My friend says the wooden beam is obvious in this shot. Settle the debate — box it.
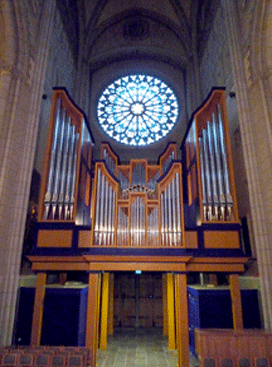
[31,272,47,346]
[167,273,175,349]
[175,273,190,367]
[83,255,192,263]
[100,273,110,350]
[229,274,243,329]
[186,263,245,272]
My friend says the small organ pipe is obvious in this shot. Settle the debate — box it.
[104,180,109,244]
[175,172,181,235]
[207,121,219,220]
[44,99,62,219]
[100,174,105,245]
[51,107,66,219]
[212,112,226,220]
[112,191,116,245]
[95,168,101,234]
[58,116,71,219]
[64,125,76,220]
[202,130,213,220]
[199,138,208,220]
[217,105,233,219]
[108,187,113,245]
[69,132,79,219]
[172,178,177,245]
[161,192,165,246]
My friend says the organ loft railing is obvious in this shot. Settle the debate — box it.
[38,88,93,225]
[181,88,239,227]
[91,143,185,247]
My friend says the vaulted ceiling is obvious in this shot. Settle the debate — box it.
[58,0,219,66]
[56,0,219,161]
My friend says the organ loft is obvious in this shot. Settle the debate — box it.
[14,83,269,367]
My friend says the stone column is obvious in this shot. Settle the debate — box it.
[0,0,56,345]
[221,0,272,330]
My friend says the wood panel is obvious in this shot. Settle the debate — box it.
[37,230,73,248]
[78,230,91,248]
[31,273,47,346]
[195,329,272,367]
[204,230,240,249]
[185,231,198,249]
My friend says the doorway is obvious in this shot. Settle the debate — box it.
[114,272,163,328]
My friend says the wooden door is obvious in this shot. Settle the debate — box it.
[114,272,162,328]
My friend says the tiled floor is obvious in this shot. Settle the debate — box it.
[97,328,199,367]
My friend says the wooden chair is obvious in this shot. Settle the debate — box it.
[221,358,233,367]
[238,358,250,367]
[204,357,216,367]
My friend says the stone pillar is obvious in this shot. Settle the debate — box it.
[221,0,272,330]
[0,0,56,345]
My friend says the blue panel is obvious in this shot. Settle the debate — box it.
[14,287,88,347]
[187,287,261,356]
[14,287,35,345]
[41,287,88,346]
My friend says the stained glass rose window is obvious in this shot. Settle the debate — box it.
[97,74,179,146]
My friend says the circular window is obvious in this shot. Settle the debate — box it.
[97,74,179,146]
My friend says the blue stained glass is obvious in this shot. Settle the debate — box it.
[97,74,179,146]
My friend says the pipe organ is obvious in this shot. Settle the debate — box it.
[182,89,238,228]
[28,88,250,367]
[35,87,242,251]
[92,148,184,247]
[38,89,93,225]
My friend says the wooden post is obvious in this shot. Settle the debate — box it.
[59,272,67,285]
[175,273,190,367]
[86,272,100,367]
[229,274,243,329]
[174,274,180,350]
[162,273,168,336]
[31,272,47,346]
[108,273,114,335]
[100,273,110,350]
[96,273,102,350]
[167,273,175,349]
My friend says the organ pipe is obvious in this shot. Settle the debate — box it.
[182,89,237,224]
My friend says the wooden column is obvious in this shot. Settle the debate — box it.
[162,273,168,336]
[108,273,114,335]
[229,274,243,329]
[59,272,67,285]
[86,272,101,367]
[175,273,190,367]
[31,272,47,346]
[100,273,110,350]
[167,273,175,349]
[174,275,180,350]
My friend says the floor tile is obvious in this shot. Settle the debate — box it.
[97,327,198,367]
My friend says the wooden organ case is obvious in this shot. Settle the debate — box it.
[26,88,258,367]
